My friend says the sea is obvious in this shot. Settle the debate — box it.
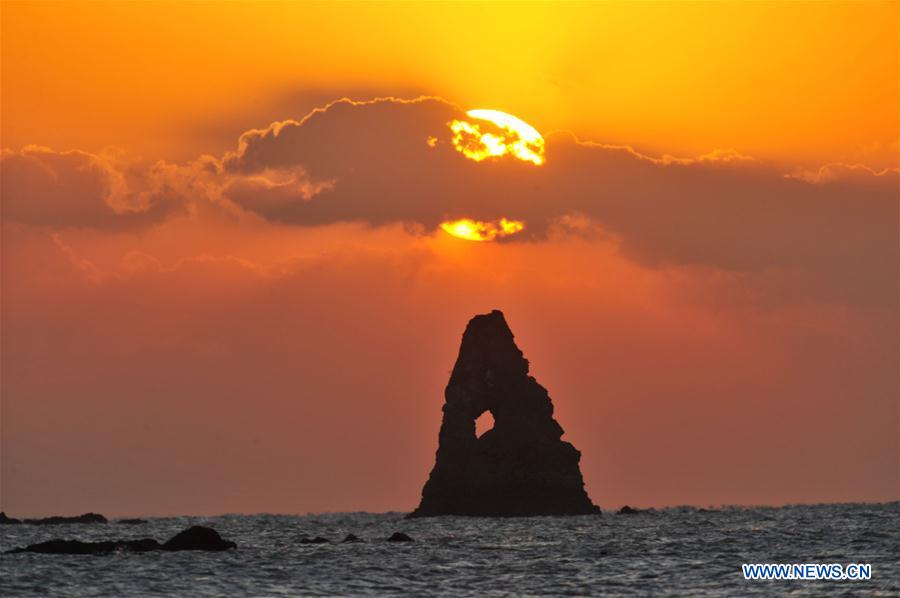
[1,502,897,596]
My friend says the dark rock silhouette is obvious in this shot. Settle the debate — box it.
[410,310,600,517]
[0,512,22,524]
[387,532,414,542]
[161,526,236,551]
[0,512,108,525]
[116,518,148,525]
[341,534,363,543]
[299,536,330,544]
[20,513,108,525]
[618,505,642,515]
[6,525,236,555]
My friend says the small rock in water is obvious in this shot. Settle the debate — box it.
[341,534,362,543]
[387,532,414,542]
[299,536,330,544]
[161,526,237,551]
[617,505,642,515]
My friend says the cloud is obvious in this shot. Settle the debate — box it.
[220,97,898,307]
[3,97,895,307]
[785,162,900,184]
[222,97,480,227]
[178,85,430,161]
[1,146,184,229]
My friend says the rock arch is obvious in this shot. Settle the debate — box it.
[410,310,600,517]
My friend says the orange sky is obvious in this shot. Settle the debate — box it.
[1,2,898,516]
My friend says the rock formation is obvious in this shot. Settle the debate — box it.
[0,512,22,524]
[6,525,236,555]
[0,512,107,525]
[410,310,600,517]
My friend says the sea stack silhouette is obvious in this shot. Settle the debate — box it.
[410,310,600,517]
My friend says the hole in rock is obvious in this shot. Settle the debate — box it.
[475,411,495,438]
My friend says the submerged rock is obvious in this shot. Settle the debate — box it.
[341,534,363,543]
[6,526,237,555]
[7,538,160,555]
[387,532,414,542]
[410,310,600,517]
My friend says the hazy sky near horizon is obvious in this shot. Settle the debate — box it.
[1,1,898,517]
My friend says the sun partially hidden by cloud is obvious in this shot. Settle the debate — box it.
[449,109,545,165]
[440,217,525,242]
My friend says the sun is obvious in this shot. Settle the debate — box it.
[440,218,525,242]
[438,109,537,241]
[449,109,545,165]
